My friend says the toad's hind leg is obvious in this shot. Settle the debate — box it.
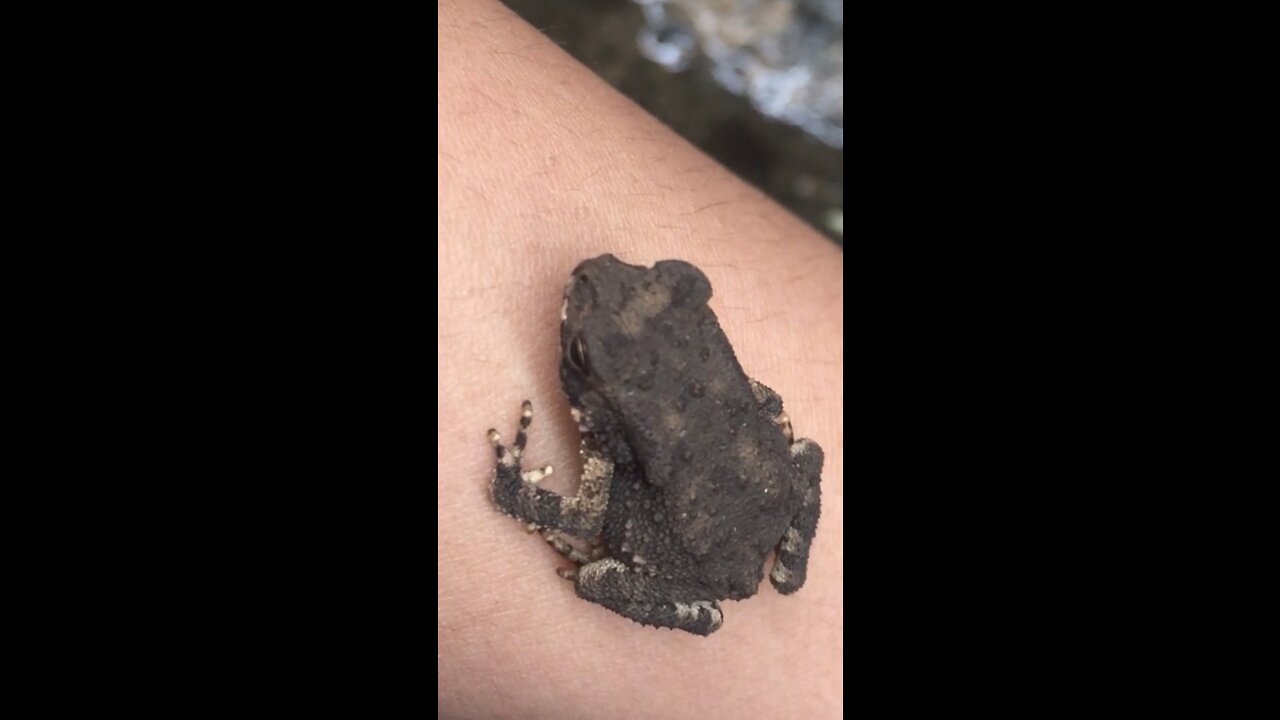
[749,379,793,442]
[489,401,612,538]
[770,438,823,594]
[574,559,723,636]
[543,532,592,565]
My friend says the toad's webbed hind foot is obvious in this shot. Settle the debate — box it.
[575,559,724,636]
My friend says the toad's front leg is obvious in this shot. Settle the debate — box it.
[489,400,612,538]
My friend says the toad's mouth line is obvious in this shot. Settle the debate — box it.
[570,407,620,461]
[576,425,602,449]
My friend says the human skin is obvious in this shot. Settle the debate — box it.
[437,2,844,719]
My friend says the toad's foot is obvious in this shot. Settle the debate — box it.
[488,401,611,538]
[575,558,724,636]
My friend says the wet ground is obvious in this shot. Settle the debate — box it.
[499,0,843,246]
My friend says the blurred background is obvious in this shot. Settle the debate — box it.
[499,0,844,246]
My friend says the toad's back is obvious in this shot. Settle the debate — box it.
[488,253,823,634]
[578,271,799,598]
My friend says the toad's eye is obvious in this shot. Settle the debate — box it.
[567,335,590,374]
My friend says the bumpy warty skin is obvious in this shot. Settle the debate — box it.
[488,254,823,635]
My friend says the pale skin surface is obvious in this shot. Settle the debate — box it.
[437,2,844,719]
